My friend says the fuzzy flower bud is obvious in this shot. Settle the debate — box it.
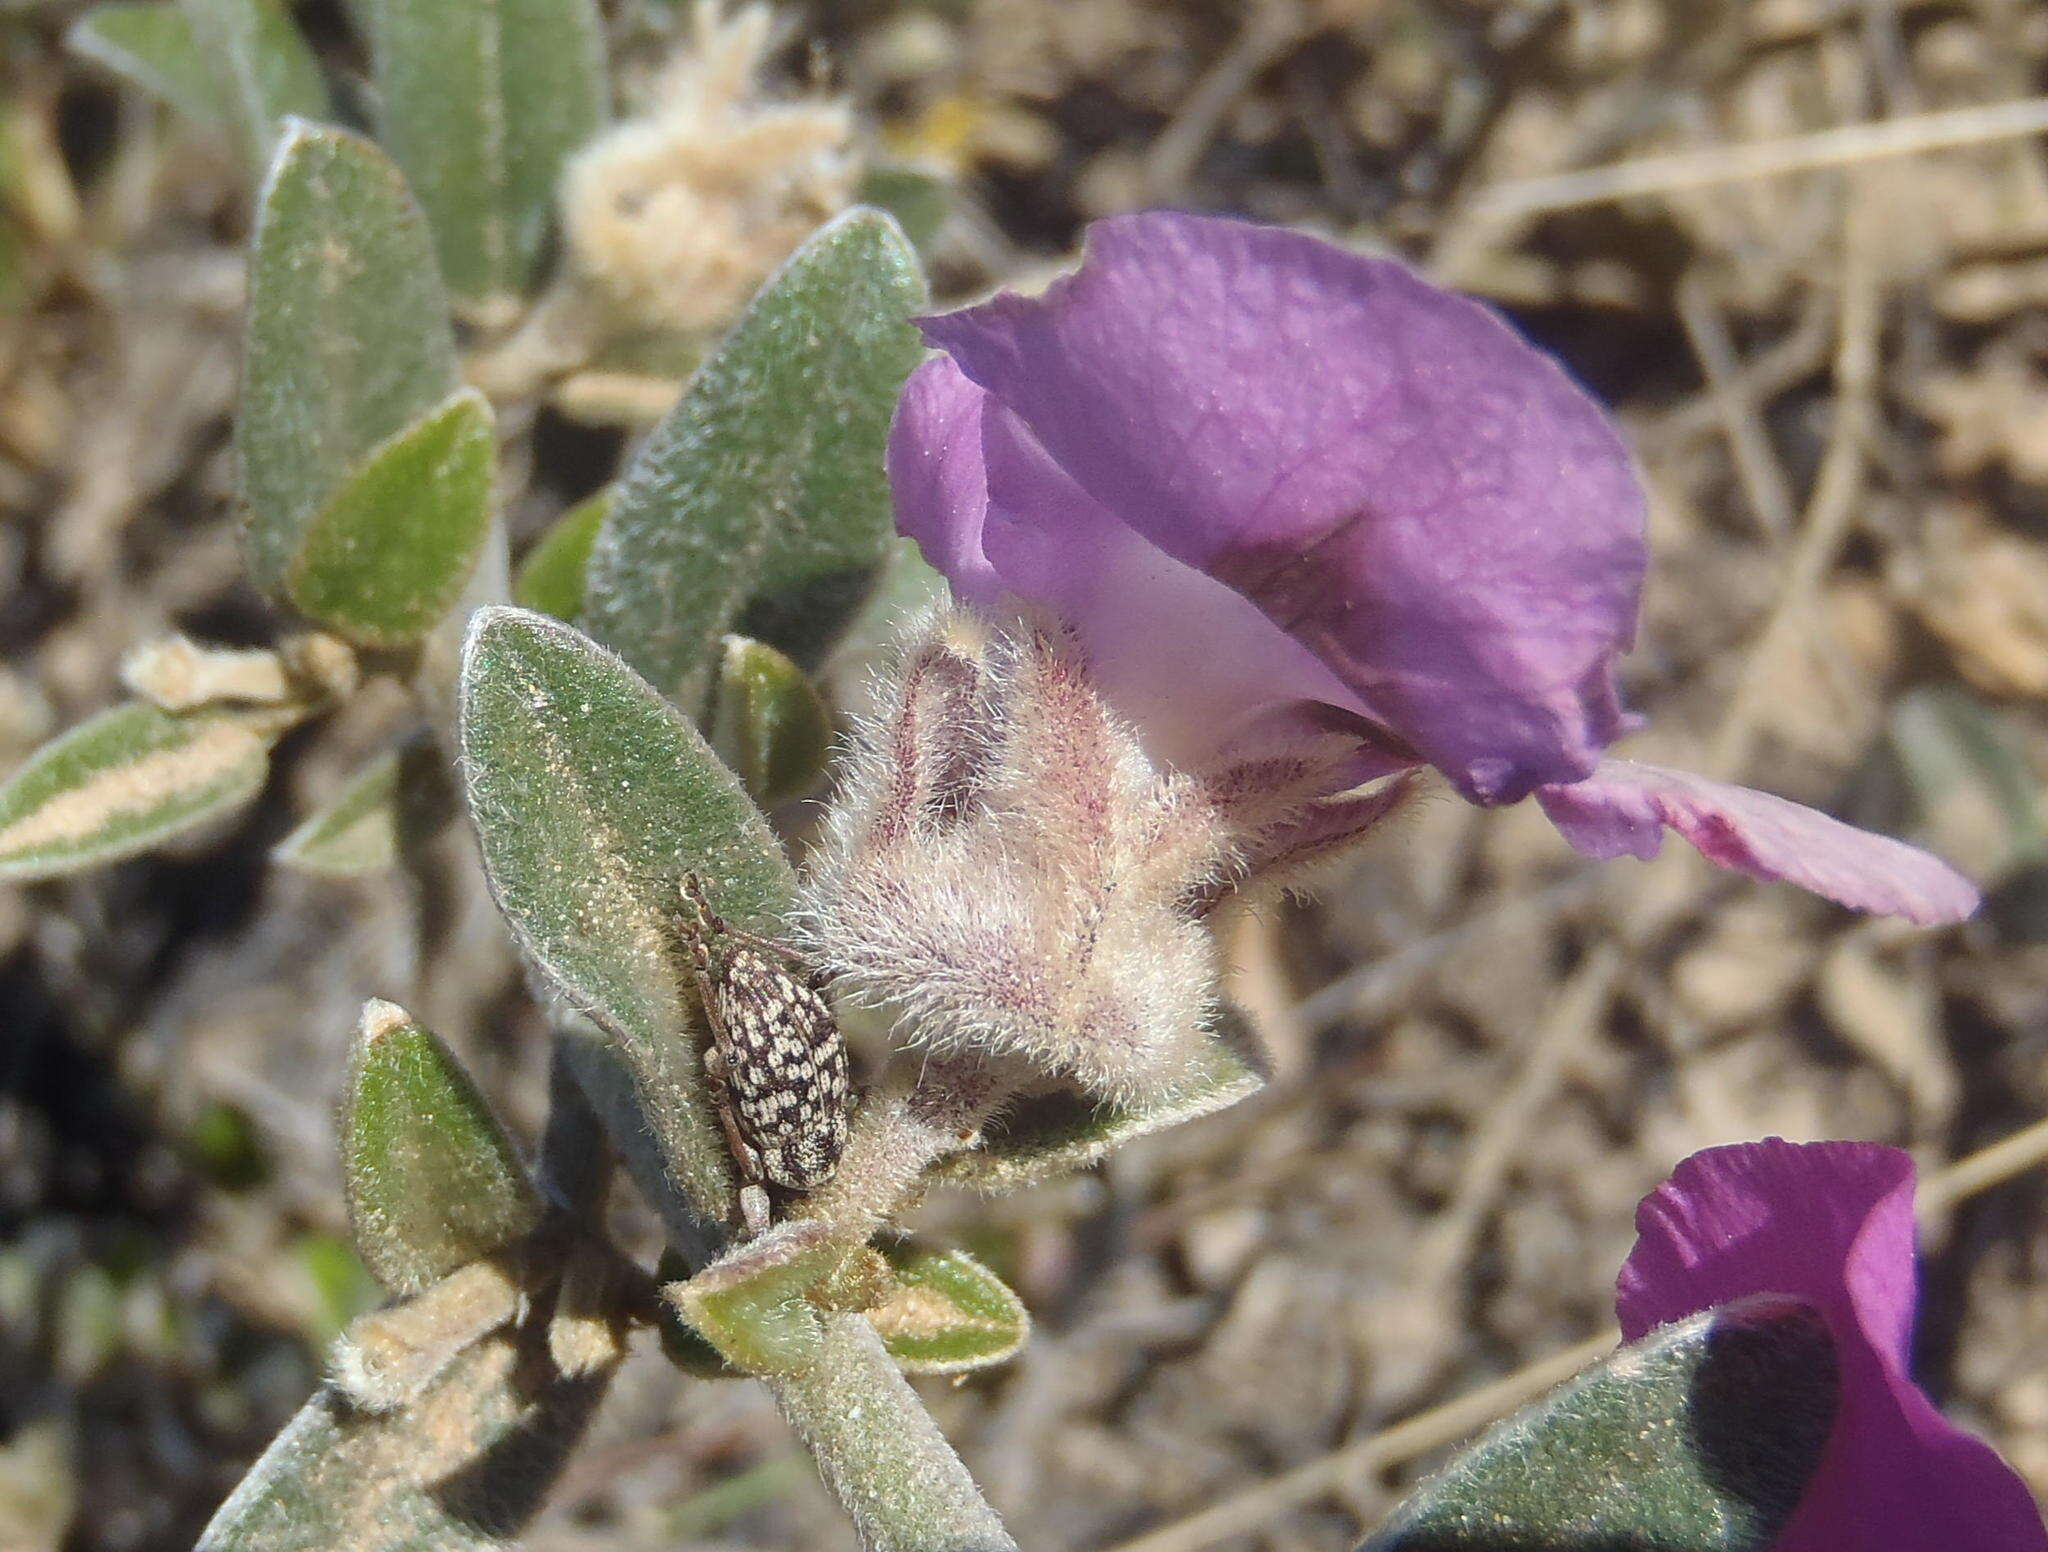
[799,609,1238,1106]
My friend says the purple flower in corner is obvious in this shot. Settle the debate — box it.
[888,210,1977,924]
[1619,1140,2046,1552]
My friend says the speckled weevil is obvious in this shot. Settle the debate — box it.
[674,873,850,1235]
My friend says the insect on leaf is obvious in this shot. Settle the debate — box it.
[458,606,796,1227]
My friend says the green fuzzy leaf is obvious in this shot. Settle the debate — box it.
[0,702,271,881]
[341,1000,543,1295]
[363,0,606,308]
[67,4,221,127]
[274,750,401,875]
[673,1220,844,1375]
[458,606,796,1226]
[285,388,497,646]
[582,208,927,706]
[195,1328,609,1552]
[1363,1297,1840,1552]
[177,0,330,182]
[709,636,832,808]
[932,1032,1265,1193]
[870,1244,1028,1375]
[240,121,460,602]
[514,486,611,621]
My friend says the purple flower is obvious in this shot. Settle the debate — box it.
[888,210,1978,925]
[1619,1140,2046,1552]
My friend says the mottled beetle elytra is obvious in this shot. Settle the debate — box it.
[674,873,851,1235]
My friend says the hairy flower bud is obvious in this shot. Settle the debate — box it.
[799,610,1237,1106]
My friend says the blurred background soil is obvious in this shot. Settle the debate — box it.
[5,0,2048,1548]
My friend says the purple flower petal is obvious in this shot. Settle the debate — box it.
[1535,760,1980,925]
[1619,1141,2045,1552]
[919,210,1647,805]
[890,355,1400,774]
[888,356,1002,608]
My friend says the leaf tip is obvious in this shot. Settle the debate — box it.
[359,997,413,1045]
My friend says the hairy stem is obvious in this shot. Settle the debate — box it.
[764,1311,1016,1552]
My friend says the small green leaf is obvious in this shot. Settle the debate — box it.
[178,0,330,181]
[583,209,927,706]
[364,0,606,307]
[870,1244,1028,1375]
[458,606,796,1225]
[274,750,401,876]
[673,1220,844,1375]
[1888,686,2046,877]
[67,3,221,127]
[0,702,271,880]
[240,121,460,602]
[284,388,497,646]
[196,1329,610,1552]
[710,636,832,808]
[858,161,951,255]
[293,1231,383,1343]
[515,486,611,620]
[932,1032,1265,1193]
[1363,1298,1839,1552]
[342,999,543,1296]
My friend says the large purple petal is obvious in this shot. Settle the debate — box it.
[920,210,1647,806]
[1619,1141,2045,1552]
[890,354,1406,775]
[1535,760,1979,926]
[977,405,1402,773]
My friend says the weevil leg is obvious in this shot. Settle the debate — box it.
[702,1044,771,1234]
[738,1184,771,1237]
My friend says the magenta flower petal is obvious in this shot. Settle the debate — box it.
[1535,760,1980,926]
[919,210,1647,805]
[1619,1140,2045,1552]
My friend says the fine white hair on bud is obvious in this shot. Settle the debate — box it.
[798,609,1236,1106]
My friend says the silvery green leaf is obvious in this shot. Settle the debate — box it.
[1361,1297,1839,1552]
[195,1327,608,1552]
[67,3,220,127]
[709,636,832,808]
[932,1032,1265,1193]
[364,0,606,308]
[239,122,459,603]
[458,606,796,1226]
[869,1244,1029,1375]
[274,750,400,876]
[0,703,272,880]
[514,486,610,621]
[284,388,497,646]
[582,209,926,706]
[177,0,329,181]
[341,1000,542,1295]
